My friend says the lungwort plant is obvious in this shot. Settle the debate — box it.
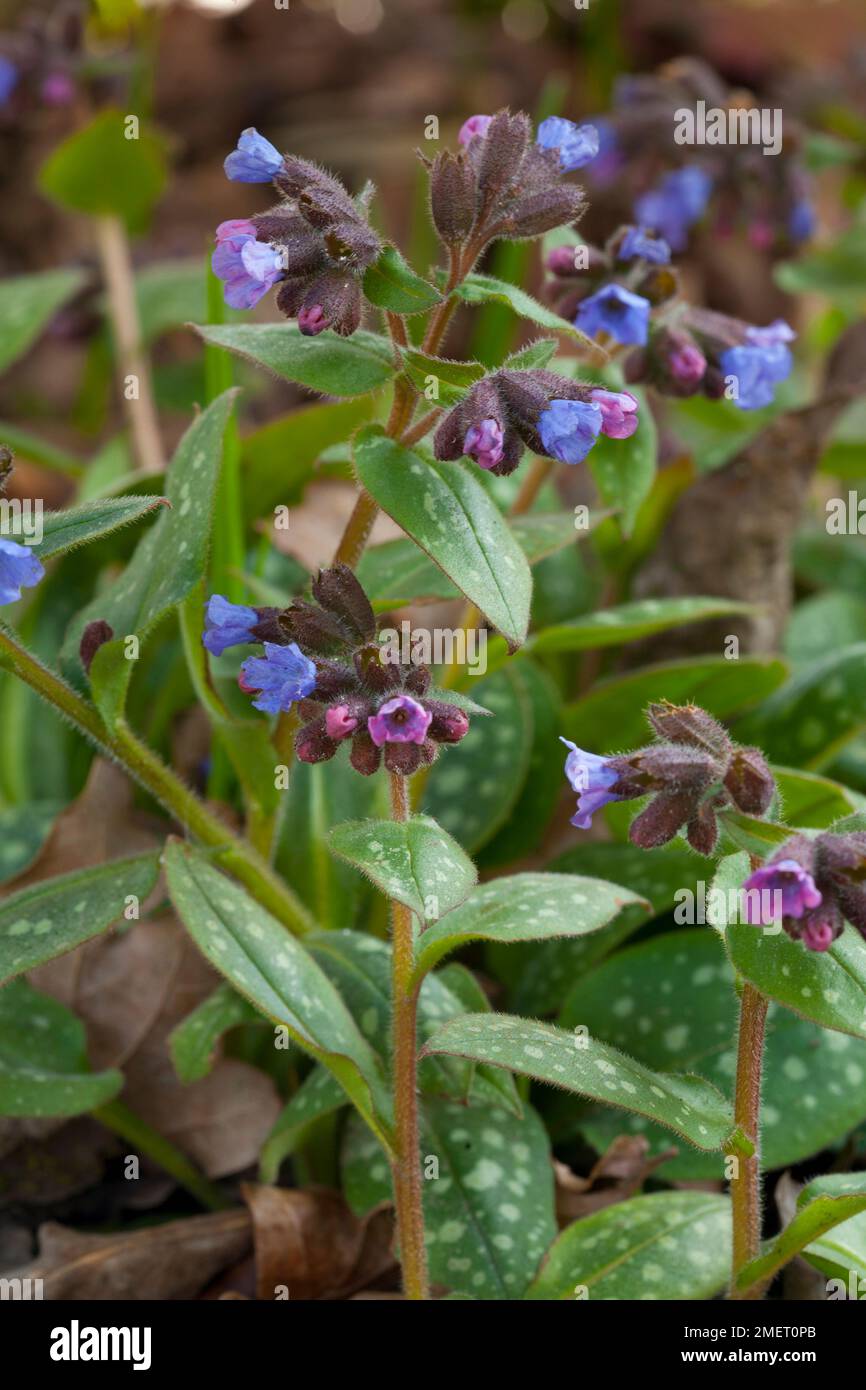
[2,97,866,1305]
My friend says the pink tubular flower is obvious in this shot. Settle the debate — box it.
[326,705,358,739]
[464,418,505,470]
[458,114,493,146]
[590,389,640,439]
[368,694,432,747]
[212,220,283,310]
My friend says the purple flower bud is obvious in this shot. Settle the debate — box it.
[79,620,114,674]
[617,227,671,265]
[325,705,358,739]
[464,417,505,470]
[547,245,582,277]
[429,150,477,244]
[426,701,470,744]
[224,127,283,183]
[41,72,76,107]
[458,114,493,146]
[590,389,639,440]
[560,737,621,828]
[240,642,318,715]
[575,284,651,346]
[203,594,260,656]
[212,221,283,310]
[724,746,775,815]
[668,338,707,388]
[741,859,822,925]
[0,538,45,605]
[799,910,838,953]
[538,399,603,464]
[298,304,327,336]
[368,694,432,747]
[536,117,600,172]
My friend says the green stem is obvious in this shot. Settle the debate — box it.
[0,624,314,936]
[94,1100,230,1212]
[388,772,429,1301]
[729,980,769,1300]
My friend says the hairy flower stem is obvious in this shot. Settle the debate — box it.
[388,771,429,1300]
[729,980,769,1300]
[95,215,165,477]
[0,625,315,936]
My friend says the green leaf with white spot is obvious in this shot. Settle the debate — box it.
[260,1066,347,1184]
[562,655,788,754]
[733,644,866,769]
[412,872,647,985]
[804,1210,866,1288]
[422,1012,735,1152]
[727,922,866,1040]
[559,928,866,1180]
[0,978,122,1117]
[194,324,395,397]
[526,1192,731,1301]
[0,853,159,985]
[328,814,476,926]
[357,513,583,610]
[62,390,236,689]
[164,842,393,1149]
[342,1097,556,1299]
[423,664,533,853]
[31,496,169,562]
[0,803,60,884]
[739,1173,866,1293]
[0,269,86,375]
[362,246,441,314]
[354,427,531,649]
[530,597,753,654]
[169,982,260,1084]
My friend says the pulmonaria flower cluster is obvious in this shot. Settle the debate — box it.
[203,566,470,777]
[214,127,382,336]
[434,368,638,476]
[543,223,677,348]
[742,831,866,952]
[624,309,795,410]
[562,701,775,855]
[426,109,594,254]
[583,57,816,252]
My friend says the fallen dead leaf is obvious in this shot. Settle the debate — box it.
[242,1183,396,1300]
[7,1209,252,1299]
[554,1136,679,1224]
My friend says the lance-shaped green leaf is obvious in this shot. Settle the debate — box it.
[195,323,395,397]
[0,268,86,375]
[169,982,261,1084]
[0,979,123,1117]
[399,349,486,406]
[733,644,866,769]
[726,922,866,1040]
[412,872,647,985]
[328,814,476,926]
[164,841,393,1149]
[422,1013,736,1152]
[503,338,558,371]
[342,1097,556,1299]
[62,389,236,699]
[31,496,169,562]
[454,272,597,348]
[354,427,531,648]
[241,397,374,522]
[738,1173,866,1293]
[526,1192,731,1301]
[0,802,60,884]
[804,1212,866,1287]
[357,512,582,610]
[718,811,792,857]
[530,597,753,654]
[423,664,533,852]
[362,246,441,314]
[260,1067,347,1184]
[773,766,860,827]
[0,853,159,985]
[561,655,788,754]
